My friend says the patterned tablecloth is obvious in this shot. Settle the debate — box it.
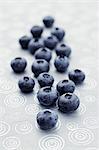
[0,1,98,150]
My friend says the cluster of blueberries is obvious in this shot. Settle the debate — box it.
[10,16,85,130]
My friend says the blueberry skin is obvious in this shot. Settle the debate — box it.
[57,79,75,95]
[58,93,80,113]
[37,86,59,106]
[37,72,54,87]
[55,43,71,57]
[31,59,49,77]
[68,69,85,84]
[11,57,27,73]
[28,39,44,54]
[18,76,35,93]
[19,35,31,49]
[35,48,52,62]
[37,109,58,130]
[44,36,58,50]
[43,16,54,28]
[51,27,65,41]
[54,56,69,72]
[30,25,43,38]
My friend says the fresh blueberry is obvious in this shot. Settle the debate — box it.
[11,57,27,73]
[44,36,58,50]
[37,72,54,87]
[58,93,80,113]
[19,35,31,49]
[43,16,54,28]
[31,59,49,77]
[37,86,59,106]
[35,48,52,62]
[30,25,43,38]
[55,43,71,57]
[57,79,75,95]
[37,109,58,130]
[54,56,69,72]
[51,27,65,41]
[68,69,85,84]
[18,76,35,93]
[28,39,44,54]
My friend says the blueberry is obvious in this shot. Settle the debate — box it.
[11,57,27,73]
[30,25,43,38]
[57,79,75,95]
[43,16,54,28]
[31,59,49,77]
[68,69,85,84]
[54,56,69,72]
[19,35,31,49]
[28,39,44,54]
[44,36,58,50]
[35,48,52,62]
[37,72,54,87]
[37,109,58,130]
[18,76,35,93]
[51,27,65,41]
[55,43,71,57]
[37,86,59,106]
[58,93,80,113]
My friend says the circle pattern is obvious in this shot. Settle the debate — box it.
[0,121,10,136]
[39,135,65,150]
[25,104,40,115]
[83,95,96,103]
[84,77,97,90]
[15,121,33,134]
[68,128,94,145]
[54,120,61,131]
[0,79,17,94]
[2,136,21,150]
[83,117,99,129]
[78,103,86,115]
[66,122,78,131]
[4,93,26,108]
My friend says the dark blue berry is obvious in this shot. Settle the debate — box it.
[18,76,35,93]
[54,56,69,72]
[28,39,44,54]
[55,43,71,57]
[11,57,27,73]
[30,25,43,38]
[37,109,58,130]
[51,27,65,41]
[37,86,59,106]
[68,69,85,84]
[43,16,54,28]
[57,79,75,95]
[31,59,49,77]
[58,93,80,113]
[19,35,31,49]
[35,48,52,62]
[37,72,54,87]
[44,36,58,50]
